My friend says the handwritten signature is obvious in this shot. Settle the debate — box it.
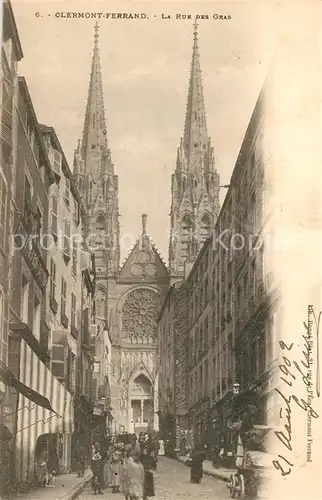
[273,307,320,477]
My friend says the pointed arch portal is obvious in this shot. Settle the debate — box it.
[129,373,154,433]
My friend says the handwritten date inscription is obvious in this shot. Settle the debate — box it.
[273,306,320,477]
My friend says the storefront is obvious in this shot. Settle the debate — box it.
[72,395,93,471]
[91,408,108,446]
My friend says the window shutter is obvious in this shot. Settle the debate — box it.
[63,220,71,256]
[52,196,58,236]
[83,308,89,345]
[51,330,66,382]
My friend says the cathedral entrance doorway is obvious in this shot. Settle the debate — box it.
[128,374,154,434]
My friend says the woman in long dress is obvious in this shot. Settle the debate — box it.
[158,439,165,456]
[112,443,123,493]
[140,446,155,500]
[127,450,144,500]
[103,443,113,488]
[122,445,133,500]
[190,445,206,484]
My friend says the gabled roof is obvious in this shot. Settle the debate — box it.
[119,215,168,280]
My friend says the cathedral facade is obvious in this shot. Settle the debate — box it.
[73,24,169,433]
[73,21,220,434]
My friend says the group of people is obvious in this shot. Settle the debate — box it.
[89,436,163,498]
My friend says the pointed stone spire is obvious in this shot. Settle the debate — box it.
[81,22,108,179]
[169,21,220,279]
[183,21,208,173]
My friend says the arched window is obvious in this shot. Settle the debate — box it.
[200,214,211,241]
[181,215,192,261]
[96,214,106,232]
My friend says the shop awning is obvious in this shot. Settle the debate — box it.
[0,361,58,415]
[10,321,50,361]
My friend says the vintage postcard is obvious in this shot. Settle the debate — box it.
[0,0,321,499]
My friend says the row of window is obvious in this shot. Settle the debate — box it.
[49,258,77,330]
[189,333,234,403]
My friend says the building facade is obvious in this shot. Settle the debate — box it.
[106,215,168,434]
[158,22,221,453]
[71,250,96,460]
[159,59,280,459]
[168,22,220,279]
[73,25,168,434]
[158,280,190,453]
[7,77,74,484]
[0,0,23,494]
[40,124,88,469]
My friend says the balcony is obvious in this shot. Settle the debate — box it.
[49,295,58,315]
[14,215,49,291]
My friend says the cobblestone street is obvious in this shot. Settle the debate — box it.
[78,457,230,499]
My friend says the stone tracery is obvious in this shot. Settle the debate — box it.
[121,289,162,338]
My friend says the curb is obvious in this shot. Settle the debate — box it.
[60,472,93,500]
[175,456,232,483]
[204,469,231,483]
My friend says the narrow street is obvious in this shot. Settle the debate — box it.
[78,457,230,499]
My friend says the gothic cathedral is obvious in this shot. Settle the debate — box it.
[73,22,220,433]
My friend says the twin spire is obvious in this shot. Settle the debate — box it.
[183,20,209,172]
[80,21,109,178]
[77,20,209,181]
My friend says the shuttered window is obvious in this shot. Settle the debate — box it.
[50,259,56,298]
[63,219,71,256]
[52,195,58,236]
[51,330,66,382]
[61,278,67,317]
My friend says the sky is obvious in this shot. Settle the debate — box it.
[11,0,278,264]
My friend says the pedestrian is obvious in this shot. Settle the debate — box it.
[190,444,206,484]
[77,445,86,478]
[112,442,123,493]
[140,446,155,500]
[127,449,144,500]
[103,442,113,488]
[158,438,165,456]
[47,447,59,476]
[91,442,103,494]
[122,444,133,500]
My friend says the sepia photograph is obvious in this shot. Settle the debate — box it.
[0,0,321,499]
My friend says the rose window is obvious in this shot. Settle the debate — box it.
[122,289,162,337]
